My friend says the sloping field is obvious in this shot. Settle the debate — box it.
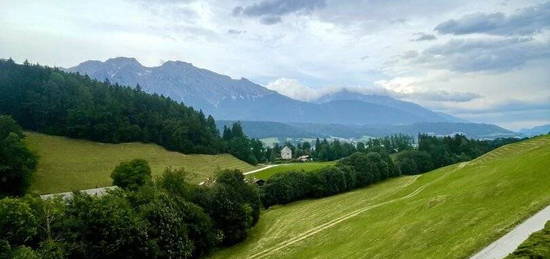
[212,135,550,258]
[25,132,258,194]
[248,162,336,180]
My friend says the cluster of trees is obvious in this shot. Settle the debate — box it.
[0,160,260,258]
[221,123,266,165]
[395,134,522,175]
[269,134,414,162]
[0,115,38,197]
[260,152,399,207]
[0,59,223,154]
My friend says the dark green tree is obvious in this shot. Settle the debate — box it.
[0,115,38,197]
[111,159,152,191]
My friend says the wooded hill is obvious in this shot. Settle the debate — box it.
[0,59,223,154]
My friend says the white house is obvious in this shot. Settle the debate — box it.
[281,146,292,160]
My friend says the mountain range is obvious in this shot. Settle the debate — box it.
[67,57,462,125]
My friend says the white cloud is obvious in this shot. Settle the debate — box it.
[0,0,548,129]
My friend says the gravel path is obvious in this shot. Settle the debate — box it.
[470,205,550,259]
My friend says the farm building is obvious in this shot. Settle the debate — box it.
[281,146,292,160]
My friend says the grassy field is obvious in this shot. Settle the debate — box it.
[211,135,550,258]
[248,162,336,180]
[25,132,258,194]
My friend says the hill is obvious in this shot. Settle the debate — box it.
[519,124,550,137]
[67,57,460,125]
[25,132,257,194]
[211,135,550,258]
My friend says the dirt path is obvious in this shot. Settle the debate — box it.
[244,164,281,175]
[470,205,550,259]
[249,162,468,258]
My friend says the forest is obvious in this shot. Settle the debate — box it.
[0,59,268,165]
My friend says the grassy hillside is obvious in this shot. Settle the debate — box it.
[212,135,550,258]
[25,132,258,194]
[248,162,336,180]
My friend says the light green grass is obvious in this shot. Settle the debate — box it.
[212,135,550,258]
[25,132,258,194]
[249,162,336,180]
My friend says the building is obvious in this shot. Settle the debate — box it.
[297,155,310,162]
[281,146,292,160]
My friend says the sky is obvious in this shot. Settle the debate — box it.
[1,0,549,130]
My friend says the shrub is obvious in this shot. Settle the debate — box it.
[111,159,152,191]
[0,198,38,246]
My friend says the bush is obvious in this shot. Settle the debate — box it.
[0,198,38,246]
[61,193,150,258]
[0,115,38,197]
[111,159,152,191]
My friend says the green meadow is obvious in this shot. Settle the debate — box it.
[248,161,336,180]
[25,132,258,194]
[212,135,550,258]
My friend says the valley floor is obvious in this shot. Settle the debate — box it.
[211,136,550,258]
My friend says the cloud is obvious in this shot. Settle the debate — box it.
[411,37,550,72]
[411,32,437,41]
[266,78,322,101]
[268,77,481,103]
[435,2,550,36]
[399,90,481,102]
[233,0,326,24]
[227,29,246,34]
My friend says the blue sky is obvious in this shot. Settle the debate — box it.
[1,0,549,130]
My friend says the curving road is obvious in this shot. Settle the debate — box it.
[470,205,550,259]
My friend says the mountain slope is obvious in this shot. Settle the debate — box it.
[212,135,550,258]
[67,57,460,125]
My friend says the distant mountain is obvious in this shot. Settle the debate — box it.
[216,120,320,139]
[215,120,517,140]
[67,57,462,125]
[518,124,550,137]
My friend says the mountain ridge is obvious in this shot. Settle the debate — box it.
[67,57,464,126]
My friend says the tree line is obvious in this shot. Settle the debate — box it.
[267,134,414,162]
[0,161,261,258]
[260,151,400,208]
[395,134,522,175]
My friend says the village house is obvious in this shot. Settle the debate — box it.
[281,146,292,160]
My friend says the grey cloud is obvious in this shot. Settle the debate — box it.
[227,29,246,34]
[412,38,550,72]
[402,90,482,102]
[233,0,326,25]
[435,2,550,35]
[411,32,437,41]
[260,16,282,25]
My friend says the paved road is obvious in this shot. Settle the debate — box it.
[470,205,550,259]
[40,186,118,200]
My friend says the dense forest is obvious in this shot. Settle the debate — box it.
[0,59,272,164]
